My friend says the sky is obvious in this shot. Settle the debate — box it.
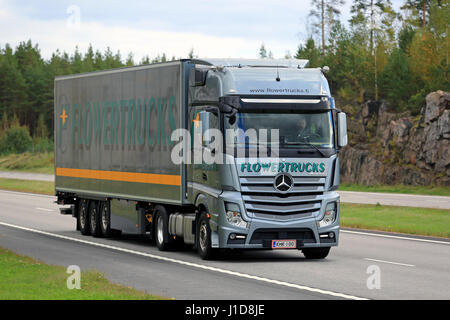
[0,0,405,62]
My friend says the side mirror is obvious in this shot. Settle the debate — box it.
[337,112,347,147]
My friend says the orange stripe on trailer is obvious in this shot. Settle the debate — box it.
[56,167,181,186]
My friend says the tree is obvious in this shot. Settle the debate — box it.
[295,38,322,67]
[398,25,416,53]
[125,52,134,66]
[83,44,95,71]
[140,55,151,65]
[259,44,267,58]
[0,45,28,123]
[407,0,449,94]
[35,113,49,138]
[14,41,52,135]
[0,125,33,154]
[309,0,345,53]
[323,21,374,103]
[350,0,398,99]
[404,0,431,28]
[188,48,196,59]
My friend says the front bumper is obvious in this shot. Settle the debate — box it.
[214,191,340,249]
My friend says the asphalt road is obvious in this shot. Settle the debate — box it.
[339,191,450,210]
[0,190,449,300]
[0,171,54,182]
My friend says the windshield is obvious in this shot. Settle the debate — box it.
[225,111,334,148]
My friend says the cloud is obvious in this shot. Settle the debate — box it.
[0,0,407,61]
[0,1,300,61]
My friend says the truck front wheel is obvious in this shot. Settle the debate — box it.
[197,213,215,260]
[79,200,90,236]
[100,201,112,237]
[302,247,331,259]
[154,205,172,251]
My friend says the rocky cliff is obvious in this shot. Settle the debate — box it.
[340,90,450,186]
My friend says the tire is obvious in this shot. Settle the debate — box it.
[197,212,215,260]
[154,205,172,251]
[89,200,101,237]
[79,199,90,235]
[302,247,331,259]
[75,203,80,231]
[100,201,112,237]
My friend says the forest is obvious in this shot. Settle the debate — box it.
[0,0,448,154]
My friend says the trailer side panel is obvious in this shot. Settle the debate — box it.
[54,62,184,204]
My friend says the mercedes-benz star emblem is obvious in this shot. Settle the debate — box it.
[273,173,294,193]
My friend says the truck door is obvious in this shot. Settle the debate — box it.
[188,106,222,192]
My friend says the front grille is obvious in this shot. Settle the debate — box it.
[240,176,325,219]
[250,228,316,244]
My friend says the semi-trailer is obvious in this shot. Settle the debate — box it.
[55,58,348,259]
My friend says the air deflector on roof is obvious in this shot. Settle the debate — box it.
[198,58,309,69]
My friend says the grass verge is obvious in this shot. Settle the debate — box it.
[341,203,450,238]
[340,183,450,197]
[0,178,54,195]
[0,247,167,300]
[0,152,54,174]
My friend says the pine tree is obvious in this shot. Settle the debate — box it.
[404,0,431,28]
[35,113,48,138]
[188,48,196,59]
[125,52,134,66]
[259,44,267,58]
[350,0,397,100]
[0,45,28,125]
[309,0,345,54]
[295,38,322,67]
[83,44,95,72]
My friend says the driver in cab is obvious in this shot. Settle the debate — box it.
[295,116,323,141]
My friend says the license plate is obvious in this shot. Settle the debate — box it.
[271,240,297,249]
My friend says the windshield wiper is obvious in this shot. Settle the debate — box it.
[282,142,326,157]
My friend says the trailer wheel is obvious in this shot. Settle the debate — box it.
[302,247,331,259]
[154,205,172,251]
[100,201,112,237]
[197,212,215,260]
[79,200,90,235]
[89,200,102,237]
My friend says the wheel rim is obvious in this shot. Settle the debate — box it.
[90,207,97,231]
[80,204,86,228]
[199,221,208,251]
[101,205,108,231]
[157,215,164,245]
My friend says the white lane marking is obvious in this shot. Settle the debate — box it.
[0,221,367,301]
[341,230,450,245]
[36,207,54,212]
[364,258,415,267]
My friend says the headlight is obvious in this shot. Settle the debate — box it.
[318,202,337,228]
[225,202,248,228]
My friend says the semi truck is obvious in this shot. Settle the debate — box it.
[55,58,348,260]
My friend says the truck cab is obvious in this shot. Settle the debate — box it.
[184,58,347,259]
